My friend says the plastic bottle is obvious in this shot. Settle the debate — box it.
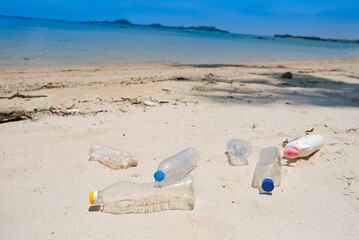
[251,147,282,193]
[89,174,195,214]
[154,148,200,186]
[283,134,324,159]
[225,139,252,166]
[89,143,138,170]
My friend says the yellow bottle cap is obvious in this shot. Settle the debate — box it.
[89,190,98,205]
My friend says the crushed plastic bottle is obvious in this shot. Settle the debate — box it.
[225,139,252,166]
[89,143,138,170]
[89,174,195,214]
[154,148,200,186]
[251,147,282,193]
[284,134,324,159]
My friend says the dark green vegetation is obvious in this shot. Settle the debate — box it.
[87,19,230,34]
[274,34,359,44]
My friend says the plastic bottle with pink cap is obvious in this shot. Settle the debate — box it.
[283,134,324,159]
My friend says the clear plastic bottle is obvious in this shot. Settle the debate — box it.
[225,139,252,166]
[251,147,282,193]
[89,174,195,214]
[89,143,138,170]
[284,134,324,159]
[154,148,200,186]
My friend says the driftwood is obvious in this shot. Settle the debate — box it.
[0,92,47,99]
[0,107,30,122]
[33,107,104,116]
[0,106,104,124]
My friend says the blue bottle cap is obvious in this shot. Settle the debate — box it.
[154,170,165,182]
[262,179,274,192]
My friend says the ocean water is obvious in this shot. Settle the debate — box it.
[1,15,359,68]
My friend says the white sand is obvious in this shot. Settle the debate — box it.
[0,60,358,239]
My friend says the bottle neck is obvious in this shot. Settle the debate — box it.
[90,190,103,205]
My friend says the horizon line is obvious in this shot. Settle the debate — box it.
[1,14,358,42]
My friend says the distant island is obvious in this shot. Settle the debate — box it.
[86,19,230,34]
[274,34,359,44]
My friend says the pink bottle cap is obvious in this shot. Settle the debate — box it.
[284,146,300,159]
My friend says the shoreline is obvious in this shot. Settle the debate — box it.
[1,57,358,71]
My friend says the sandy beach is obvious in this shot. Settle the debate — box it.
[0,59,358,239]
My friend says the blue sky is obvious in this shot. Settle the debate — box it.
[1,0,359,39]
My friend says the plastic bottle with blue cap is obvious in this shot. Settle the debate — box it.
[251,146,282,193]
[154,148,200,186]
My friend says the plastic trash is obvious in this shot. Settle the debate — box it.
[251,147,282,193]
[154,148,200,186]
[143,100,156,106]
[89,143,138,170]
[225,139,252,166]
[283,134,324,159]
[89,174,195,214]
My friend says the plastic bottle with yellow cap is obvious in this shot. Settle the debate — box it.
[89,174,195,214]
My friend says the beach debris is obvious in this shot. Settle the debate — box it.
[205,73,217,79]
[205,81,217,85]
[119,97,141,104]
[65,108,80,113]
[65,104,80,112]
[282,139,289,147]
[66,103,76,109]
[118,97,170,106]
[42,82,63,89]
[143,100,156,106]
[252,147,282,193]
[305,127,315,134]
[283,134,324,159]
[0,106,104,123]
[89,143,138,170]
[172,76,188,81]
[89,174,194,214]
[346,128,358,133]
[32,107,104,116]
[0,92,47,99]
[154,148,200,186]
[226,139,252,166]
[0,107,30,123]
[281,72,293,79]
[162,88,171,92]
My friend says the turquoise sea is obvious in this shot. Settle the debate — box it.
[1,15,359,68]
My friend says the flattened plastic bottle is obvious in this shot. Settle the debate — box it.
[284,134,324,159]
[225,139,252,166]
[154,148,200,186]
[251,147,282,193]
[89,174,195,214]
[89,143,138,170]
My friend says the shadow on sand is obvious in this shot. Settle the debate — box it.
[170,67,359,108]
